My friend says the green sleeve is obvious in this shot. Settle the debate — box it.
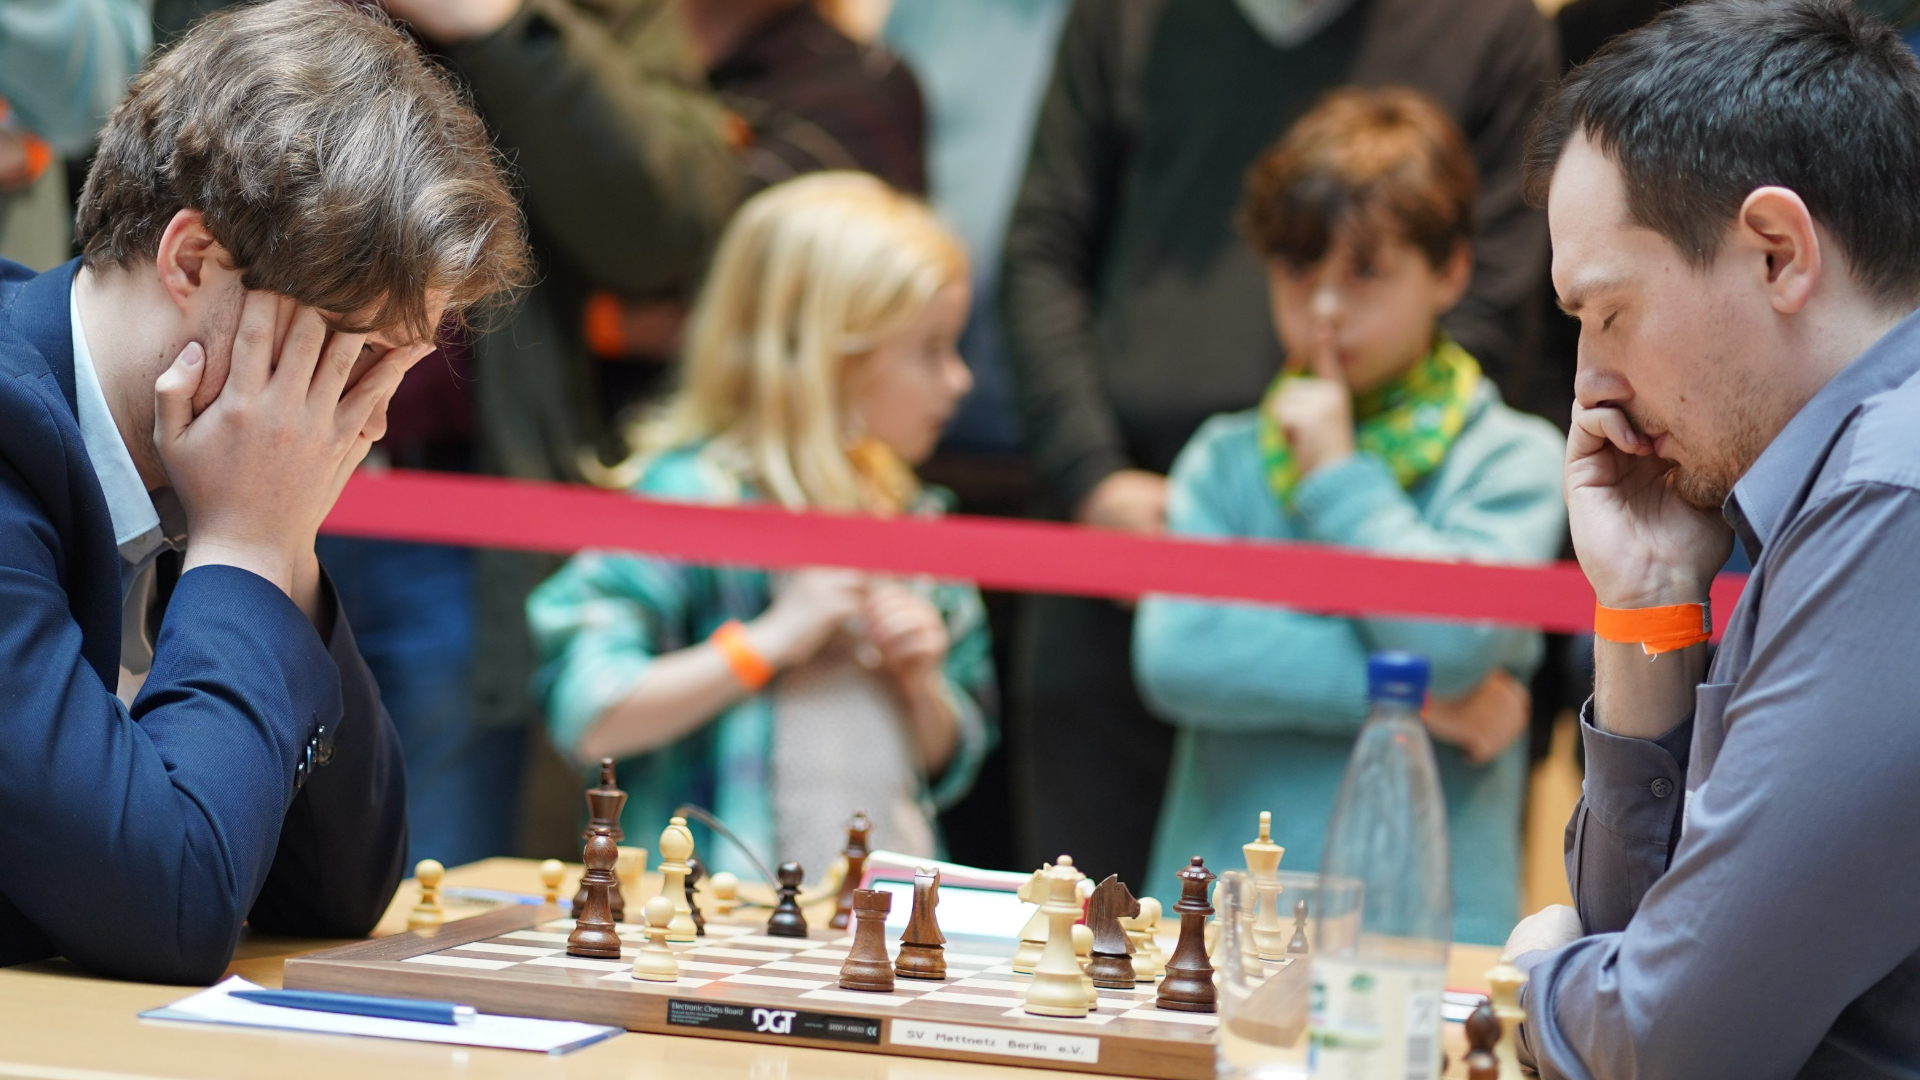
[927,582,998,809]
[1288,418,1564,695]
[527,550,692,758]
[1133,419,1377,736]
[443,0,740,294]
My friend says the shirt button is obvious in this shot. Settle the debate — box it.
[1650,778,1675,798]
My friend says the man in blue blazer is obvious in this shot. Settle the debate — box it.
[0,0,529,983]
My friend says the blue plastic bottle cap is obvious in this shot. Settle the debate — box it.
[1367,652,1430,706]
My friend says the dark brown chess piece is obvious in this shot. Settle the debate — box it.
[895,868,947,980]
[829,810,872,930]
[766,861,808,938]
[567,827,622,959]
[572,759,627,919]
[838,889,894,991]
[1465,998,1502,1080]
[1155,856,1218,1012]
[1287,897,1310,955]
[1085,874,1141,989]
[686,855,707,937]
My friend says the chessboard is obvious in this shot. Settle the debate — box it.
[284,905,1306,1079]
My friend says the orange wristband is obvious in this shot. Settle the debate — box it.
[1593,602,1710,656]
[711,619,774,690]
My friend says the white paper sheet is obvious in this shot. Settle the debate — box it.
[140,976,622,1055]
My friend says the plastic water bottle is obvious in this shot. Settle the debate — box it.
[1308,652,1451,1080]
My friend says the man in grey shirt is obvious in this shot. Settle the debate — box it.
[1505,2,1920,1077]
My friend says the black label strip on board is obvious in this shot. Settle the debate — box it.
[665,999,882,1045]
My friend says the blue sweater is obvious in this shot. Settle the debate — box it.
[1133,381,1565,945]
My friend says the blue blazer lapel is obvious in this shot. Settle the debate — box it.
[0,259,81,417]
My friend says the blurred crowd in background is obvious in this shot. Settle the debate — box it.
[9,0,1920,943]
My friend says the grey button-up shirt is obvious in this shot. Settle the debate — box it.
[1520,309,1920,1080]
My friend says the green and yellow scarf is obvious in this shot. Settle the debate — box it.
[1258,334,1482,506]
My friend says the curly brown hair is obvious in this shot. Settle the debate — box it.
[76,0,530,340]
[1242,87,1475,273]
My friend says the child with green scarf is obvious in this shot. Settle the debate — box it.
[1132,88,1565,944]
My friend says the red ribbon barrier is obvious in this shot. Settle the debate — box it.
[323,469,1746,636]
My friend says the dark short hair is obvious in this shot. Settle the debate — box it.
[1524,0,1920,305]
[1242,87,1476,272]
[76,0,530,339]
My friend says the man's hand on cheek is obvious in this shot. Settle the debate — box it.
[155,292,411,608]
[325,343,432,507]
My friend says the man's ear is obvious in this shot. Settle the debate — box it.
[1735,186,1820,316]
[153,209,235,316]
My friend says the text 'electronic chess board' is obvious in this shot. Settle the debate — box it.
[285,905,1305,1078]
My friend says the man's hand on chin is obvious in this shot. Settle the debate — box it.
[1505,903,1585,962]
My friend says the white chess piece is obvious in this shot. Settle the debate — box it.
[1138,896,1168,977]
[658,817,697,942]
[1244,811,1288,961]
[1012,865,1050,974]
[710,871,740,918]
[631,896,680,982]
[1023,857,1090,1017]
[615,845,647,912]
[1488,960,1527,1080]
[408,859,445,931]
[1071,922,1097,1008]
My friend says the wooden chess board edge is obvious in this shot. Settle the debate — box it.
[283,909,1213,1080]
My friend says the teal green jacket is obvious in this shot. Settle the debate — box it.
[527,446,996,877]
[1134,381,1565,945]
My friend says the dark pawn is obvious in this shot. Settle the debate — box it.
[567,827,622,959]
[573,758,627,918]
[686,856,707,936]
[830,810,872,930]
[838,889,894,992]
[1155,856,1217,1012]
[1287,898,1310,955]
[767,861,809,938]
[895,867,946,980]
[1085,874,1141,989]
[1465,999,1502,1080]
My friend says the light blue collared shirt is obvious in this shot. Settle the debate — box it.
[70,285,182,682]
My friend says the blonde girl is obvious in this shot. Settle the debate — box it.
[529,173,991,878]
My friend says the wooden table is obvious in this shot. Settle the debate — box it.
[0,858,1500,1080]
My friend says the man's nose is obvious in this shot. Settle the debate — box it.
[1573,363,1630,409]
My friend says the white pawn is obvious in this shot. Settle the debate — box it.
[1071,922,1098,1008]
[1138,896,1168,977]
[1024,857,1090,1018]
[616,845,647,915]
[631,896,680,982]
[710,871,740,919]
[408,859,446,931]
[657,817,698,942]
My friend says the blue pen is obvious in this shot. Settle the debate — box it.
[231,988,477,1026]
